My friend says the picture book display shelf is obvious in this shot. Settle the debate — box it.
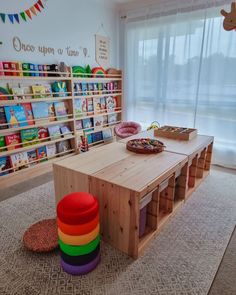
[0,67,123,188]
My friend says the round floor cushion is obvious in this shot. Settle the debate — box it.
[58,224,100,246]
[57,192,99,225]
[23,219,58,252]
[60,244,100,266]
[61,253,100,275]
[57,213,99,236]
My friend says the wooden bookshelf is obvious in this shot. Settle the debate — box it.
[0,66,123,186]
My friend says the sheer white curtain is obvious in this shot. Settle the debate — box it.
[123,3,236,168]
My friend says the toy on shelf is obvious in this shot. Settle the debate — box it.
[72,65,92,78]
[57,192,100,275]
[126,138,165,154]
[92,67,106,77]
[147,121,160,131]
[221,2,236,31]
[80,136,89,153]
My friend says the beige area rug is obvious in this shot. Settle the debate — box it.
[0,170,236,295]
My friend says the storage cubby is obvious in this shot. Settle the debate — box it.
[174,163,188,208]
[139,189,158,239]
[186,140,214,199]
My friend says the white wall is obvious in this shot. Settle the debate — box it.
[0,0,119,67]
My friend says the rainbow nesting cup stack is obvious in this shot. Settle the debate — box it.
[57,192,100,275]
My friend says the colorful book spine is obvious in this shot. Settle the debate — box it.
[22,63,30,76]
[0,62,4,76]
[2,62,11,76]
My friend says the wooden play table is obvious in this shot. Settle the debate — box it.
[54,133,213,258]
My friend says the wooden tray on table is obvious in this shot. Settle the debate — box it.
[154,126,197,141]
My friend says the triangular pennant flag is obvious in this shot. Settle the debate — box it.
[14,14,20,23]
[8,14,14,24]
[38,0,44,9]
[30,6,37,16]
[20,12,27,22]
[25,9,32,20]
[0,13,6,23]
[34,3,41,13]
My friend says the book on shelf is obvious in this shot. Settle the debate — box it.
[46,143,57,159]
[44,84,53,98]
[103,83,108,94]
[74,98,86,118]
[10,62,18,76]
[2,62,11,76]
[107,82,114,93]
[0,107,7,130]
[52,82,68,97]
[74,83,82,96]
[100,97,106,113]
[0,156,11,176]
[32,85,47,99]
[29,63,38,77]
[38,65,44,77]
[22,63,30,76]
[48,125,61,139]
[36,146,47,162]
[76,120,83,130]
[27,149,38,166]
[0,139,4,156]
[93,97,102,113]
[47,64,59,77]
[0,86,11,101]
[84,129,93,145]
[92,131,103,143]
[10,152,29,171]
[38,127,49,142]
[4,105,28,128]
[113,81,119,91]
[108,113,118,125]
[81,83,88,95]
[98,83,103,94]
[94,116,104,129]
[21,128,39,147]
[48,102,56,122]
[23,86,33,99]
[93,83,99,95]
[22,103,34,125]
[0,136,6,152]
[54,101,68,121]
[87,83,94,95]
[60,126,72,137]
[11,87,26,100]
[103,115,108,126]
[102,128,113,142]
[87,97,94,115]
[56,140,71,154]
[82,118,93,129]
[106,96,117,112]
[0,62,4,76]
[31,102,49,124]
[5,133,21,151]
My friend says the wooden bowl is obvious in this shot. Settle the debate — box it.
[126,138,165,154]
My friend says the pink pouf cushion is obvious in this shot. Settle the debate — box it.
[114,122,142,139]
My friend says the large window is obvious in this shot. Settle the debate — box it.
[124,6,236,168]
